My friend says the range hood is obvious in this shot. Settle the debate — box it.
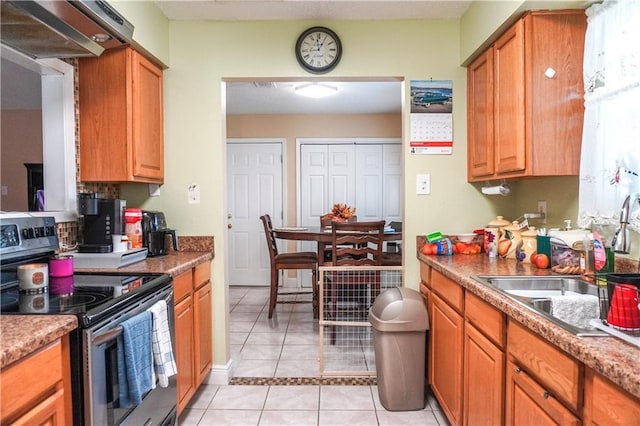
[0,0,134,59]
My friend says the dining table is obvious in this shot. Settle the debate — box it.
[272,226,402,265]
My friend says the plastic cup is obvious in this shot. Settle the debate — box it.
[607,284,640,329]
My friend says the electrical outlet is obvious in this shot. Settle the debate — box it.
[537,200,548,224]
[416,174,431,195]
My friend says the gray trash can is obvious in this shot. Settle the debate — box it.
[369,287,429,411]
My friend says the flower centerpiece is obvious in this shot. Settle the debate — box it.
[322,203,356,223]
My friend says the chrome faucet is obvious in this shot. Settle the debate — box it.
[612,192,640,254]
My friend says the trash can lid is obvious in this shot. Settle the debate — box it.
[368,287,429,331]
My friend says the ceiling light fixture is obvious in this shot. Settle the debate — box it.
[294,82,339,99]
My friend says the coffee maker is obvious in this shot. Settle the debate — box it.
[78,194,126,253]
[141,211,179,256]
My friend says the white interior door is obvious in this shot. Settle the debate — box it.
[227,141,283,286]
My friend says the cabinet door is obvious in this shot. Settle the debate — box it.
[131,50,164,181]
[175,296,195,415]
[493,18,526,175]
[506,360,580,426]
[194,281,213,387]
[467,48,495,180]
[11,388,65,426]
[583,368,640,425]
[463,323,504,426]
[430,294,464,425]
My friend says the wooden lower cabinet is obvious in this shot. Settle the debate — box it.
[174,262,213,416]
[463,323,505,425]
[583,368,640,425]
[194,281,213,387]
[175,293,196,414]
[430,293,464,425]
[0,337,71,426]
[506,359,580,425]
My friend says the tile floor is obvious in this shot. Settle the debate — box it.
[179,286,449,425]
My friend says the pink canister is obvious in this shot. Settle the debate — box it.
[49,255,74,277]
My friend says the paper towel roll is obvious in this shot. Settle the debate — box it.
[482,184,511,196]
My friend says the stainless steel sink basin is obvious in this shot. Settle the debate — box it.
[473,275,605,336]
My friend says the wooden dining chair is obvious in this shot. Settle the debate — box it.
[325,220,385,343]
[319,215,357,264]
[260,214,319,319]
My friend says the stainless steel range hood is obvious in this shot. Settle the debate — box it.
[0,0,134,58]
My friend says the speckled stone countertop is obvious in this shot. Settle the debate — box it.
[0,315,77,368]
[416,237,640,399]
[1,237,214,370]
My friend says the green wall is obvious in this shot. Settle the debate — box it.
[116,1,617,369]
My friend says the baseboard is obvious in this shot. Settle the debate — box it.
[202,358,235,385]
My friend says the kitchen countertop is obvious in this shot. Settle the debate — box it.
[1,240,214,370]
[416,239,640,399]
[0,315,77,368]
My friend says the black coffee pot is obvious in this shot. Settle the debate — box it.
[141,211,179,257]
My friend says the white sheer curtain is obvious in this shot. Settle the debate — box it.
[578,0,640,233]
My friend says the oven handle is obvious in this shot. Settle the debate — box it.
[91,287,173,346]
[93,326,123,346]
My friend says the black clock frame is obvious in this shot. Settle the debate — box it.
[295,26,342,74]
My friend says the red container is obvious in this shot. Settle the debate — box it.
[607,283,640,329]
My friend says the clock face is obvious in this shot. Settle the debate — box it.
[295,27,342,74]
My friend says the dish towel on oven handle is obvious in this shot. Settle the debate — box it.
[117,310,154,407]
[148,300,178,387]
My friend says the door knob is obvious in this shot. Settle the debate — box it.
[228,224,233,229]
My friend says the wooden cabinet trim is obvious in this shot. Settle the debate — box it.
[508,320,582,411]
[465,291,505,349]
[430,269,464,312]
[194,261,211,289]
[506,359,580,425]
[173,270,193,302]
[0,339,65,424]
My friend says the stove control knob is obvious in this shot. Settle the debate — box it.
[34,227,45,238]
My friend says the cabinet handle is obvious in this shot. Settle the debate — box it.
[543,391,550,399]
[515,367,521,374]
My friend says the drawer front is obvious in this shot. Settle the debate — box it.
[465,291,505,349]
[431,269,464,312]
[1,340,62,422]
[420,261,430,286]
[173,270,193,302]
[193,261,211,289]
[508,320,581,411]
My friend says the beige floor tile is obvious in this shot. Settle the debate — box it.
[319,386,375,410]
[233,359,278,377]
[264,385,320,410]
[376,409,440,425]
[209,385,269,410]
[245,332,286,346]
[318,409,378,426]
[258,410,318,425]
[178,408,205,425]
[274,359,320,377]
[198,409,261,426]
[240,344,283,360]
[187,384,220,409]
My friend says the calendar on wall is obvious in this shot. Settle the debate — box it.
[409,80,453,155]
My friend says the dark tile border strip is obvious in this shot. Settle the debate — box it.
[230,377,377,386]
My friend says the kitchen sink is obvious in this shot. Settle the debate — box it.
[473,275,606,336]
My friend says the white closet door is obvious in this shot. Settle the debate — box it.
[300,144,328,227]
[383,144,403,223]
[227,143,282,286]
[327,144,356,213]
[355,145,383,221]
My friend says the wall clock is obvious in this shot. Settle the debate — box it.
[295,26,342,74]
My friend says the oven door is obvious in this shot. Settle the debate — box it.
[85,286,177,426]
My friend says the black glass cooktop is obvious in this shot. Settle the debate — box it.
[0,273,171,327]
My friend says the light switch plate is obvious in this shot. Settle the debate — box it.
[416,174,431,195]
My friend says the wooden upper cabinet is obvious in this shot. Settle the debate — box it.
[79,47,164,183]
[467,48,495,178]
[467,10,586,182]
